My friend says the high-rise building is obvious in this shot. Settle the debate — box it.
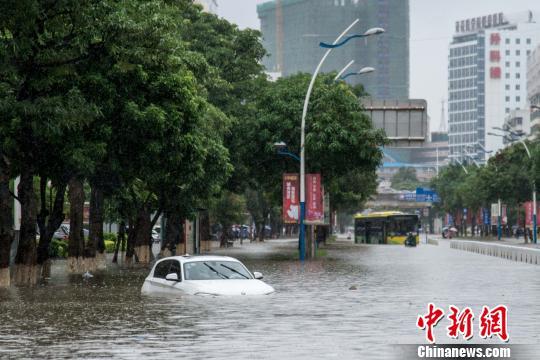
[447,11,540,163]
[257,0,409,99]
[528,42,540,141]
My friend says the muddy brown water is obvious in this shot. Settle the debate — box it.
[1,239,539,359]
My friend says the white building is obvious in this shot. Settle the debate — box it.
[448,11,540,162]
[528,42,540,141]
[502,109,531,145]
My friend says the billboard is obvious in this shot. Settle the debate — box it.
[361,99,428,147]
[306,174,324,223]
[282,174,299,224]
[524,202,539,226]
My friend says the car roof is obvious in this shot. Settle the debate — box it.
[156,255,240,264]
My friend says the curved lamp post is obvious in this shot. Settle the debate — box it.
[273,141,300,162]
[298,20,385,261]
[453,156,469,174]
[338,66,375,81]
[489,128,537,244]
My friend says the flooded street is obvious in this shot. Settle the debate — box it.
[1,239,539,359]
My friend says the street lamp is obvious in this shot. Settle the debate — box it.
[453,156,469,174]
[273,141,300,162]
[334,60,355,81]
[459,149,481,168]
[338,66,375,81]
[298,19,385,261]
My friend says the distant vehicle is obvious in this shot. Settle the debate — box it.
[141,255,275,296]
[53,224,89,240]
[353,211,419,245]
[442,226,458,239]
[404,232,417,247]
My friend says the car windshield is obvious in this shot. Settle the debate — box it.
[183,261,252,280]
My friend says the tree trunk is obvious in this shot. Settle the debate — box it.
[256,221,266,242]
[163,213,180,256]
[199,210,210,252]
[125,218,135,265]
[36,179,66,272]
[13,170,39,286]
[127,207,152,265]
[88,185,106,269]
[113,220,125,264]
[67,177,87,273]
[0,158,13,288]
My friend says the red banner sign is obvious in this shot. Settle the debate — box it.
[524,202,539,226]
[306,173,324,223]
[282,174,299,224]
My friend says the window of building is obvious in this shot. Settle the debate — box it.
[505,96,510,102]
[505,50,510,56]
[527,38,531,44]
[516,38,520,44]
[516,61,520,67]
[505,84,510,90]
[505,61,510,67]
[516,73,520,79]
[505,38,510,44]
[505,73,510,79]
[527,50,531,56]
[506,108,510,113]
[515,96,520,102]
[516,84,520,90]
[516,118,523,125]
[516,50,520,56]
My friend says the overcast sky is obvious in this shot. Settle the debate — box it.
[215,0,539,130]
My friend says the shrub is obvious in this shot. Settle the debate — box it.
[104,240,116,253]
[104,232,117,242]
[49,239,68,258]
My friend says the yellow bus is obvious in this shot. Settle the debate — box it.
[353,211,419,245]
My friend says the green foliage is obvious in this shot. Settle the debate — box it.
[431,140,539,217]
[104,240,115,254]
[49,239,68,259]
[103,233,117,243]
[391,168,423,191]
[233,73,386,213]
[209,191,247,229]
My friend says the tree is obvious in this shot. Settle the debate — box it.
[0,0,110,283]
[0,155,12,287]
[209,191,246,246]
[236,73,386,232]
[391,167,423,191]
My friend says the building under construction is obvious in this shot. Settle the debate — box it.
[257,0,409,100]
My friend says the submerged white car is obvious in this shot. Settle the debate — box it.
[141,255,275,296]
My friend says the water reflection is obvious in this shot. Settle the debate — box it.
[1,240,539,359]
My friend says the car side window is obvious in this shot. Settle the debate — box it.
[153,260,172,279]
[169,260,182,281]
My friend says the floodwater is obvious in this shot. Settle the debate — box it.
[0,239,539,359]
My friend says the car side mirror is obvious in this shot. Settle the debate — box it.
[165,273,179,282]
[253,271,263,280]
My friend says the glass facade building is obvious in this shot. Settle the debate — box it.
[257,0,409,100]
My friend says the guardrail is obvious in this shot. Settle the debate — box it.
[450,240,540,265]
